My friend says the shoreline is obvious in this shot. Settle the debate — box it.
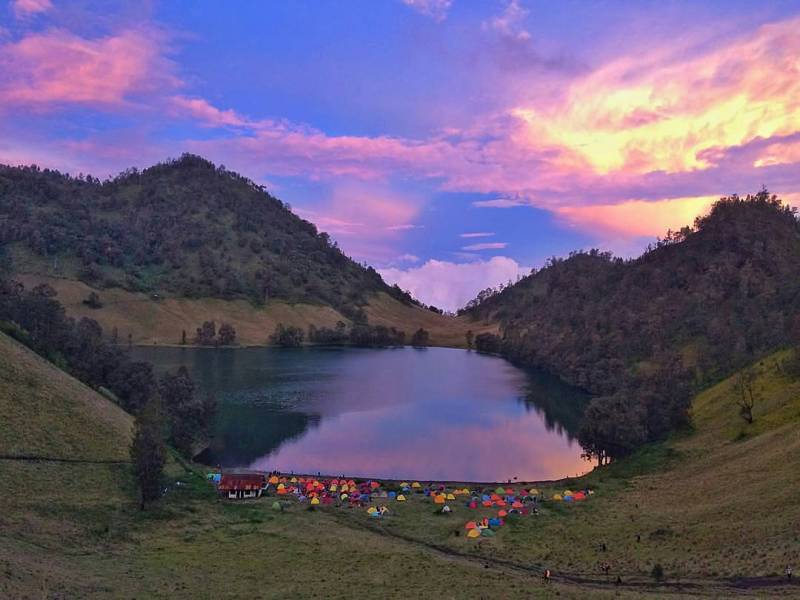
[206,467,595,489]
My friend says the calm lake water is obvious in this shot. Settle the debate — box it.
[133,346,592,482]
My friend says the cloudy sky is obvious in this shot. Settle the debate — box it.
[2,0,800,310]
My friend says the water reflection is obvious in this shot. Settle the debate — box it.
[134,346,591,481]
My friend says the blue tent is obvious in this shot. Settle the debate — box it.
[388,491,397,499]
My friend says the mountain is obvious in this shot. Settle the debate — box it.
[465,192,800,395]
[0,155,471,345]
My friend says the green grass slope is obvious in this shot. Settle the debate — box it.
[0,331,132,460]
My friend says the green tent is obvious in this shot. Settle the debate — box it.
[480,528,496,537]
[271,501,282,512]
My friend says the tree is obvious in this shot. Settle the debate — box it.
[735,369,756,424]
[218,322,236,346]
[270,323,304,347]
[82,291,103,309]
[130,397,166,510]
[411,328,430,347]
[465,329,474,350]
[159,366,201,457]
[194,321,217,345]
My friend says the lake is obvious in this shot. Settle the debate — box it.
[133,346,592,482]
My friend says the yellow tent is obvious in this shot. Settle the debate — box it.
[290,477,297,483]
[467,528,481,538]
[411,482,421,489]
[529,488,539,496]
[329,484,338,492]
[400,482,409,488]
[446,493,456,500]
[340,493,348,501]
[564,490,573,496]
[367,506,378,514]
[310,497,320,505]
[277,483,285,490]
[396,494,407,502]
[552,493,563,501]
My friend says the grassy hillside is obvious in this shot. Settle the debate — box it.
[2,337,799,596]
[0,331,132,460]
[14,274,475,347]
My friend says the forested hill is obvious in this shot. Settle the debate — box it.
[0,154,415,318]
[466,191,800,397]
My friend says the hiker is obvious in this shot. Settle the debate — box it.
[615,575,622,586]
[543,569,551,583]
[787,565,793,581]
[601,542,607,552]
[636,533,641,543]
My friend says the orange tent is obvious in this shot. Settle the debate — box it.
[434,495,446,504]
[464,521,477,530]
[498,510,507,517]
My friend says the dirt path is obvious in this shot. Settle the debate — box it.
[328,509,797,597]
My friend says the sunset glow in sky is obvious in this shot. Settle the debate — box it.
[2,0,800,309]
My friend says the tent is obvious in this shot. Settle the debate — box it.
[482,500,493,507]
[396,494,407,502]
[411,482,421,489]
[563,495,574,502]
[468,501,477,509]
[367,506,378,514]
[310,497,320,505]
[464,521,477,530]
[268,476,279,484]
[441,505,452,513]
[512,501,523,509]
[446,493,456,500]
[271,501,282,511]
[488,518,502,528]
[467,528,481,538]
[529,488,539,496]
[495,487,505,495]
[340,493,349,501]
[480,528,496,537]
[552,494,563,501]
[400,482,409,488]
[388,491,396,500]
[434,495,446,504]
[497,510,507,518]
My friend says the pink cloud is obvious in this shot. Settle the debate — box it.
[0,28,177,108]
[170,96,249,128]
[462,242,508,251]
[460,232,495,238]
[295,183,422,263]
[472,197,529,208]
[484,0,531,42]
[401,0,453,22]
[555,195,718,239]
[12,0,52,18]
[380,256,529,311]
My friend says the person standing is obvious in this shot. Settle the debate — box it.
[787,565,793,581]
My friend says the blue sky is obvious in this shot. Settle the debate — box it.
[2,0,800,309]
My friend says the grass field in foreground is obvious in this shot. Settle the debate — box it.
[2,329,800,597]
